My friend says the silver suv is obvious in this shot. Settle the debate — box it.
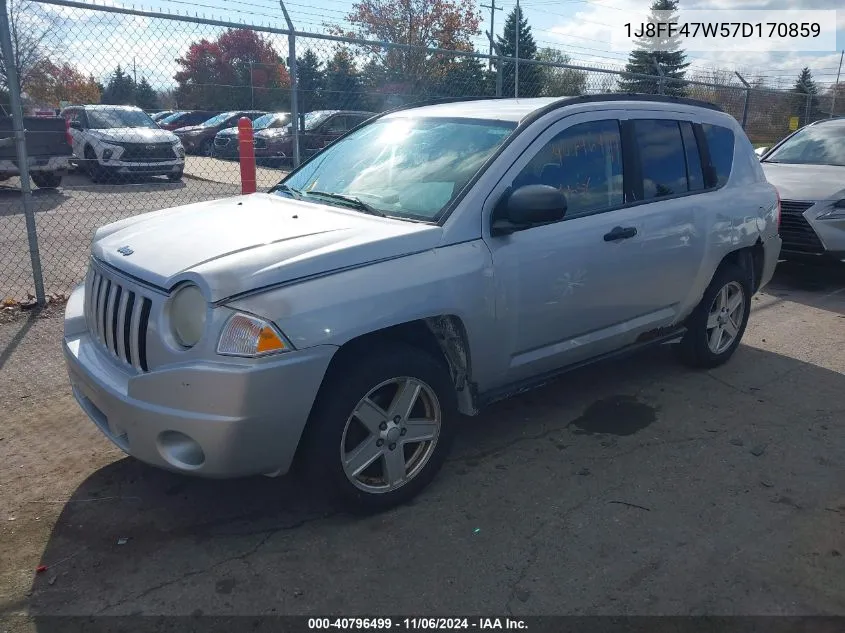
[63,95,782,512]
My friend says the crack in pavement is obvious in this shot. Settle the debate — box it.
[93,511,336,614]
[504,489,625,616]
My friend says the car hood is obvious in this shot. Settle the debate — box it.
[89,128,178,143]
[91,193,442,302]
[761,162,845,201]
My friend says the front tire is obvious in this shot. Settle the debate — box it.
[167,169,183,182]
[302,343,457,514]
[676,262,751,368]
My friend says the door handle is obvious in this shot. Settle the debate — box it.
[603,226,637,242]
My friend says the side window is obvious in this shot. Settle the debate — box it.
[702,123,735,187]
[680,121,705,191]
[512,119,623,219]
[632,119,689,199]
[326,116,348,134]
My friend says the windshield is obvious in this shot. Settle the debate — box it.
[764,124,845,166]
[160,111,186,124]
[200,111,236,127]
[278,117,516,221]
[87,108,158,129]
[253,112,288,130]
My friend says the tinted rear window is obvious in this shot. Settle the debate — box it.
[633,119,689,199]
[702,124,735,187]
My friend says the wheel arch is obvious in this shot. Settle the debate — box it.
[317,315,477,416]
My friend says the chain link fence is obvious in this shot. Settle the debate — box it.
[0,0,834,303]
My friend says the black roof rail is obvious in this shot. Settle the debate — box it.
[541,92,724,112]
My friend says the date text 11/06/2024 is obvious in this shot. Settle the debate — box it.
[624,22,821,39]
[307,618,529,630]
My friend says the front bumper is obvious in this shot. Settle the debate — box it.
[103,161,183,176]
[177,135,207,153]
[63,283,336,478]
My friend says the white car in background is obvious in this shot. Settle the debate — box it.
[61,105,185,183]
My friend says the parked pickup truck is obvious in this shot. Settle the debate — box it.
[0,116,71,188]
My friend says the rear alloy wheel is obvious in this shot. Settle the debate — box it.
[676,262,751,368]
[303,343,456,513]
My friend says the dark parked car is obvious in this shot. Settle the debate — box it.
[174,110,267,156]
[151,110,176,122]
[212,111,291,160]
[257,110,375,165]
[158,110,217,132]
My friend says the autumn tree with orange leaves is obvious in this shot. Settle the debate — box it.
[332,0,482,101]
[26,59,100,107]
[174,29,290,110]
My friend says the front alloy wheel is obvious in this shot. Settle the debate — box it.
[341,377,441,494]
[303,343,456,513]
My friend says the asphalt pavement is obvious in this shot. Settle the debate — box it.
[0,261,843,627]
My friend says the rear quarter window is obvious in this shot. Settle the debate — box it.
[702,123,735,187]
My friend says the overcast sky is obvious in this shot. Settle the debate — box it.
[42,0,845,91]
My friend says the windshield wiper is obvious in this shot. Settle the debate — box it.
[271,183,303,199]
[305,190,386,217]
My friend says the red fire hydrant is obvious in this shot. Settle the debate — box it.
[238,117,257,194]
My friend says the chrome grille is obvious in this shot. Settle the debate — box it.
[85,267,152,372]
[779,200,824,254]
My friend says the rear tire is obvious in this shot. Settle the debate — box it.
[301,343,457,514]
[676,262,751,369]
[31,172,61,188]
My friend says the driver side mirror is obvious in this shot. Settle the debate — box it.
[491,185,568,236]
[69,120,82,130]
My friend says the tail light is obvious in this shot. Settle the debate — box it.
[65,117,72,147]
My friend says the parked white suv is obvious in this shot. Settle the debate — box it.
[61,105,185,183]
[63,95,782,512]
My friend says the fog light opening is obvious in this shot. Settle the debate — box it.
[157,430,205,469]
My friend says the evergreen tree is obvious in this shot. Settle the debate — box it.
[792,67,819,124]
[297,49,324,112]
[496,6,542,98]
[433,56,489,98]
[619,0,689,96]
[324,49,366,110]
[792,67,817,95]
[134,77,159,110]
[101,66,135,105]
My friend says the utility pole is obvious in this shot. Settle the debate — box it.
[830,49,844,118]
[480,0,502,70]
[278,0,300,167]
[249,60,254,108]
[514,0,520,98]
[486,30,503,97]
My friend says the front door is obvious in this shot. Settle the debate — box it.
[483,111,703,387]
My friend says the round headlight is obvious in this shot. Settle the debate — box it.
[170,284,206,348]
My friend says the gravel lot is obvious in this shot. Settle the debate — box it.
[1,260,843,630]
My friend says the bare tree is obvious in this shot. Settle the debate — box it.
[0,0,59,93]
